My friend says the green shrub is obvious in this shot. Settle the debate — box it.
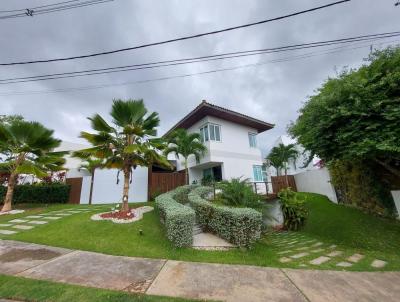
[0,183,70,204]
[172,185,197,204]
[155,189,195,247]
[217,177,262,209]
[278,188,308,231]
[189,186,262,247]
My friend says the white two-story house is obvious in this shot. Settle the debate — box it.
[61,100,274,204]
[164,100,274,186]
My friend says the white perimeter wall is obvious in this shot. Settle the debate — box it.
[391,190,400,219]
[67,167,148,204]
[294,167,338,203]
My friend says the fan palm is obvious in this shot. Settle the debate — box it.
[0,120,66,212]
[164,128,207,184]
[77,99,170,212]
[266,143,298,186]
[73,155,104,205]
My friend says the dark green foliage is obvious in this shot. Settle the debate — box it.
[0,183,70,204]
[278,188,308,231]
[329,160,395,215]
[189,186,262,247]
[217,177,262,209]
[289,47,400,213]
[172,185,197,204]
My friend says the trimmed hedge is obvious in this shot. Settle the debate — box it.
[189,186,262,247]
[0,184,71,204]
[172,185,197,204]
[155,188,195,247]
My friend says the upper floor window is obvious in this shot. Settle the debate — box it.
[200,123,221,142]
[248,133,257,148]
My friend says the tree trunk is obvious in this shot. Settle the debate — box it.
[285,167,289,187]
[184,158,189,185]
[1,173,18,213]
[88,170,95,205]
[122,167,130,212]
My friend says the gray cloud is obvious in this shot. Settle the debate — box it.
[0,0,398,153]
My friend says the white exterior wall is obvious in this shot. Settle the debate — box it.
[294,167,338,203]
[172,116,265,187]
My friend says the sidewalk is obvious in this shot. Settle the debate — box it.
[1,240,399,302]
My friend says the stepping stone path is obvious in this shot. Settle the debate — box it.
[327,251,343,257]
[279,257,292,263]
[347,253,364,263]
[371,259,387,268]
[290,252,309,259]
[310,256,331,265]
[336,261,353,267]
[0,207,96,236]
[12,225,34,230]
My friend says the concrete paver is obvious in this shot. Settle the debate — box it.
[27,220,48,225]
[347,253,364,263]
[147,260,307,302]
[0,230,18,235]
[284,269,400,302]
[0,240,72,275]
[19,250,166,292]
[12,225,34,230]
[371,259,387,268]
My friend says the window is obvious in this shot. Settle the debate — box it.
[248,133,257,148]
[200,123,221,142]
[253,165,264,182]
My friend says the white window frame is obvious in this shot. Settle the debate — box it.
[200,123,221,142]
[248,132,257,148]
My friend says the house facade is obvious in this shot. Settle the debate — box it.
[61,100,274,204]
[165,101,274,186]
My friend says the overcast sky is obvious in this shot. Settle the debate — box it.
[0,0,398,154]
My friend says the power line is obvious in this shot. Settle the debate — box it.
[1,38,397,97]
[0,0,81,13]
[0,0,113,20]
[0,30,398,85]
[0,0,350,66]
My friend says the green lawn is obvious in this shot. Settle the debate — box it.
[1,193,399,271]
[0,275,199,302]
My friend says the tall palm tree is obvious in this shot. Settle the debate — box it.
[77,99,170,212]
[164,128,207,185]
[267,143,298,186]
[74,155,104,205]
[0,120,66,212]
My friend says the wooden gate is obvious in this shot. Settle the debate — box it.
[66,177,83,204]
[148,170,186,199]
[271,175,297,193]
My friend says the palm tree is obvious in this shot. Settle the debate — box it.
[0,120,66,212]
[74,156,104,205]
[77,99,170,212]
[266,143,298,186]
[164,128,207,185]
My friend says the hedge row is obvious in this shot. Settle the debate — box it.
[0,184,71,204]
[155,188,195,247]
[189,186,262,247]
[172,185,197,204]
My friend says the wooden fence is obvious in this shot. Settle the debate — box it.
[271,175,297,193]
[148,170,186,199]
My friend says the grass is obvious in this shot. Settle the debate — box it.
[0,275,199,302]
[1,194,399,271]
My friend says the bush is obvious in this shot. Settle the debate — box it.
[155,188,195,247]
[172,185,197,204]
[278,188,308,231]
[0,183,71,204]
[217,177,262,209]
[189,186,262,247]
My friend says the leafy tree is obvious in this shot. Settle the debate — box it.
[289,47,400,178]
[0,120,66,212]
[73,155,104,205]
[266,143,298,185]
[0,114,24,125]
[164,128,206,184]
[77,99,170,212]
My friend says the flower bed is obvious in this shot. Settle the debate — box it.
[91,206,153,224]
[188,186,262,247]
